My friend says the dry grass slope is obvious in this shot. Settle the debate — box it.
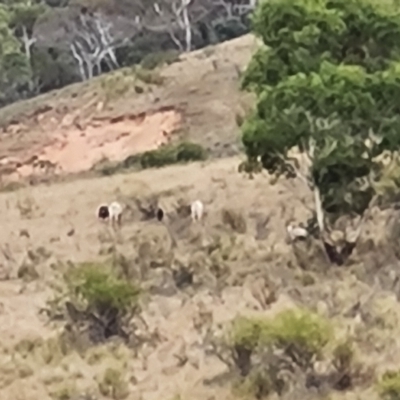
[0,155,400,400]
[1,34,400,400]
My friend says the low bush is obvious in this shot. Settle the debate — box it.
[378,370,400,400]
[124,141,207,170]
[93,142,207,176]
[140,50,180,70]
[65,262,140,315]
[98,367,129,399]
[134,66,165,85]
[229,308,337,398]
[231,308,332,369]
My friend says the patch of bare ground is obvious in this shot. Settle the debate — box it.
[0,155,400,400]
[0,34,259,186]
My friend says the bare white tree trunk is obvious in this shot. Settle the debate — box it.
[153,0,193,52]
[181,4,192,51]
[153,2,184,51]
[70,43,87,80]
[67,12,134,81]
[21,26,36,60]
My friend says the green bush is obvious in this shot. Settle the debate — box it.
[230,308,334,398]
[139,146,177,168]
[98,367,129,399]
[65,262,140,314]
[231,308,332,367]
[92,142,207,176]
[124,141,207,169]
[134,66,165,85]
[378,370,400,400]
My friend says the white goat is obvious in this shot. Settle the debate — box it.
[286,223,308,242]
[96,201,123,228]
[191,200,204,222]
[108,201,123,228]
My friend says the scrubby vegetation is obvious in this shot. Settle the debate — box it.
[96,141,208,175]
[378,370,400,400]
[61,261,141,345]
[241,0,400,264]
[140,50,181,70]
[226,309,367,398]
[65,262,140,314]
[134,141,208,169]
[5,0,400,400]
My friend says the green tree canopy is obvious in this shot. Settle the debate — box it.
[241,0,400,228]
[0,3,33,104]
[8,0,47,37]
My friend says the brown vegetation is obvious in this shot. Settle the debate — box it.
[0,34,398,400]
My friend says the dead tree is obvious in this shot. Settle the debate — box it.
[152,0,193,51]
[66,12,128,80]
[34,8,141,81]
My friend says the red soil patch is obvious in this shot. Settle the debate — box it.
[2,108,182,180]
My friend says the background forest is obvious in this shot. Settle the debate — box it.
[0,0,254,107]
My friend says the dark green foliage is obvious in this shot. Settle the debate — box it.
[378,370,400,400]
[230,309,334,397]
[93,142,207,176]
[65,262,140,315]
[124,141,207,169]
[213,16,251,42]
[116,31,180,67]
[140,50,180,70]
[242,0,400,222]
[231,309,332,368]
[31,47,79,92]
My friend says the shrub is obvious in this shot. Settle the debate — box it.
[98,367,129,399]
[124,141,207,169]
[175,141,207,162]
[100,71,134,102]
[65,262,140,315]
[231,308,332,369]
[134,66,165,85]
[139,145,179,168]
[92,157,120,176]
[230,308,334,398]
[140,50,180,70]
[378,370,400,400]
[265,309,332,364]
[96,142,207,173]
[221,208,247,234]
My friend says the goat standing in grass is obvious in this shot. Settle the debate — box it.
[97,204,110,221]
[191,200,204,222]
[108,201,123,228]
[96,201,123,229]
[286,223,308,242]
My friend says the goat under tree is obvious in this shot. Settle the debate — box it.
[240,0,400,265]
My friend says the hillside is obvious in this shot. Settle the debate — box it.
[0,33,400,400]
[0,34,258,186]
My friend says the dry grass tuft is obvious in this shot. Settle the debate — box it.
[221,207,247,234]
